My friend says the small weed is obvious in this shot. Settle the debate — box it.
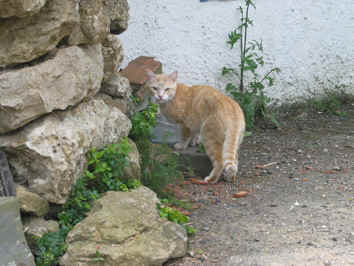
[92,250,105,264]
[143,143,183,196]
[162,195,194,211]
[35,139,140,266]
[157,201,196,236]
[308,90,350,116]
[197,143,206,153]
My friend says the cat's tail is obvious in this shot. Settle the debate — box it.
[222,119,245,182]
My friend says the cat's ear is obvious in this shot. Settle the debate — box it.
[146,69,156,81]
[169,71,178,82]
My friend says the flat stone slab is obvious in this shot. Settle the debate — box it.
[0,197,35,266]
[151,118,182,145]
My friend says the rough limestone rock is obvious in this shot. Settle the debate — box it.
[103,0,130,34]
[99,89,135,118]
[0,44,103,134]
[0,197,35,266]
[101,73,136,117]
[102,73,131,98]
[0,0,46,18]
[0,150,16,196]
[16,185,49,216]
[0,0,79,67]
[124,138,141,181]
[0,97,132,204]
[23,217,59,251]
[68,0,110,45]
[60,187,187,266]
[102,35,124,82]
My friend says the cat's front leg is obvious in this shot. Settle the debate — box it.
[174,126,192,150]
[174,139,191,150]
[190,134,201,146]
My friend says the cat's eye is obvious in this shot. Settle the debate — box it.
[165,88,170,91]
[151,87,157,91]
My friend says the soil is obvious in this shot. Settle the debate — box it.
[166,103,354,266]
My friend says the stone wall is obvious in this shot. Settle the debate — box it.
[0,0,134,204]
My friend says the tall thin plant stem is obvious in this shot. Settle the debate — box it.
[239,7,244,92]
[239,2,250,92]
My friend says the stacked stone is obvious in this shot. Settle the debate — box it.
[0,2,188,265]
[0,0,135,205]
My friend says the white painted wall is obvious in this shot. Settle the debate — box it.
[120,0,354,102]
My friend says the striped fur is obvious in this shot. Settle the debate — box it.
[146,71,245,183]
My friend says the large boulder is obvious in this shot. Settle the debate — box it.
[0,0,46,18]
[103,0,130,34]
[0,97,132,204]
[0,44,104,134]
[0,197,35,266]
[102,35,124,82]
[0,0,79,67]
[60,187,187,266]
[68,0,110,45]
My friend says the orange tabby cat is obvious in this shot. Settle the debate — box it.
[146,70,245,184]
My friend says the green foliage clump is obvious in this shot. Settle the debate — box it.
[130,102,194,234]
[222,0,280,129]
[130,103,182,196]
[308,88,350,117]
[141,143,182,196]
[130,102,158,141]
[35,229,68,266]
[35,138,140,266]
[158,200,196,236]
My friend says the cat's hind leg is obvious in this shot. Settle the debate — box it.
[221,122,245,182]
[201,118,225,183]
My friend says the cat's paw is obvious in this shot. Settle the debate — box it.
[223,163,237,182]
[174,142,186,150]
[204,175,218,184]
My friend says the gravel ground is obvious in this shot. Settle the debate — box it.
[166,104,354,266]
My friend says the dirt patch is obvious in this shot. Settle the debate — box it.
[166,103,354,265]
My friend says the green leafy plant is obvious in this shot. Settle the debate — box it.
[35,229,68,266]
[130,102,158,141]
[129,102,194,235]
[222,0,280,129]
[142,143,183,196]
[35,139,140,266]
[157,201,196,236]
[130,103,182,196]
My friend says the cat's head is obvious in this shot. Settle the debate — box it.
[146,70,178,103]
